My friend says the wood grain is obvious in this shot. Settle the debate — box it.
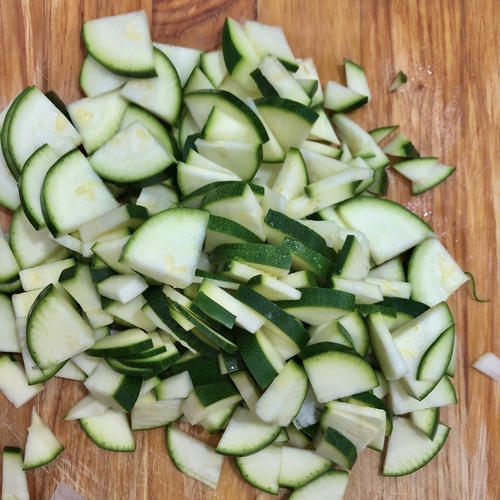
[0,0,498,498]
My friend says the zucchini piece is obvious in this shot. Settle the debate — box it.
[222,18,261,92]
[181,379,242,425]
[184,89,268,143]
[121,207,209,288]
[388,376,457,416]
[344,58,370,101]
[315,427,357,470]
[416,325,455,382]
[41,149,119,237]
[408,237,469,307]
[0,354,44,407]
[0,294,19,353]
[27,284,95,370]
[255,97,319,152]
[302,342,379,402]
[277,287,355,326]
[0,234,20,284]
[235,285,310,350]
[279,446,332,489]
[289,470,349,500]
[86,328,153,358]
[271,148,308,202]
[80,408,136,452]
[323,80,368,113]
[2,447,30,499]
[215,406,282,456]
[68,89,128,155]
[253,56,311,105]
[153,42,202,87]
[392,302,455,399]
[130,391,183,430]
[382,133,420,158]
[321,401,386,453]
[120,104,178,158]
[64,394,108,421]
[89,121,175,185]
[79,53,128,97]
[409,407,440,440]
[83,359,142,412]
[195,138,262,181]
[331,113,389,169]
[82,10,155,78]
[167,425,224,490]
[23,407,64,470]
[18,144,58,230]
[236,328,285,389]
[389,70,408,91]
[367,312,409,380]
[255,359,308,427]
[120,47,182,125]
[201,182,266,240]
[5,86,81,174]
[235,445,282,494]
[210,243,291,278]
[243,20,298,71]
[382,417,450,476]
[336,196,434,265]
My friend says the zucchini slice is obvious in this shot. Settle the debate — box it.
[82,10,155,78]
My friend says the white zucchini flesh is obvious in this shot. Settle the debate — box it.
[302,344,379,403]
[344,58,371,101]
[153,42,202,87]
[289,470,350,500]
[82,10,155,78]
[9,208,63,269]
[26,284,96,370]
[23,407,64,470]
[321,401,386,453]
[42,149,119,236]
[131,391,183,430]
[255,359,308,427]
[0,354,44,407]
[235,444,282,495]
[408,237,469,307]
[336,196,434,265]
[387,376,457,415]
[120,208,209,288]
[279,446,333,489]
[382,417,450,476]
[79,53,128,97]
[68,89,128,155]
[120,48,182,125]
[80,407,136,452]
[243,20,297,70]
[19,258,75,292]
[2,447,30,500]
[215,406,282,456]
[89,120,175,184]
[64,394,109,420]
[0,235,20,284]
[19,144,59,230]
[167,426,224,490]
[367,312,409,381]
[0,148,20,211]
[7,86,82,173]
[472,352,500,381]
[0,294,20,352]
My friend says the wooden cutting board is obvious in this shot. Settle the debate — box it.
[0,0,498,498]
